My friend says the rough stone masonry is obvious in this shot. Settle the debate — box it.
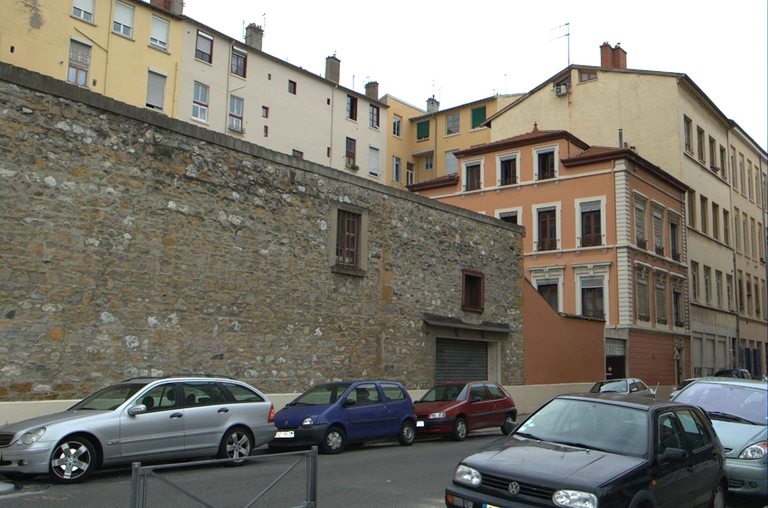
[0,63,524,401]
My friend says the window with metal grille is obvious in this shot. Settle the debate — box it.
[336,210,360,269]
[500,157,517,186]
[465,164,481,191]
[231,49,247,77]
[462,270,484,312]
[195,31,213,63]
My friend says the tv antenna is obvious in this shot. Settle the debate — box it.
[550,22,570,66]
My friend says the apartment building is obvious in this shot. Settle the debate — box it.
[484,43,767,378]
[411,127,690,386]
[1,0,184,114]
[178,21,388,180]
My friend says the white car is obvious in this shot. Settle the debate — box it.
[0,375,276,483]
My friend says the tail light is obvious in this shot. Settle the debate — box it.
[268,404,275,423]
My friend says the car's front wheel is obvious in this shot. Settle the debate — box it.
[398,421,415,446]
[321,426,347,454]
[49,436,97,484]
[218,427,254,466]
[452,417,468,441]
[501,413,517,435]
[708,482,726,508]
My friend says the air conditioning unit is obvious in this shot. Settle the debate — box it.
[554,84,568,96]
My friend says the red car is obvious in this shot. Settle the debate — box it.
[414,381,517,441]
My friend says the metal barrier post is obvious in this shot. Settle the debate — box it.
[306,446,317,507]
[130,462,141,508]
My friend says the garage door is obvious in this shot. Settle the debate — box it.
[435,338,487,383]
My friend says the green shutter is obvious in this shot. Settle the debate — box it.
[416,120,430,140]
[471,106,487,128]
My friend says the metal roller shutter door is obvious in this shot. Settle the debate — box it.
[435,338,487,383]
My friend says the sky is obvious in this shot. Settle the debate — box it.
[181,0,768,151]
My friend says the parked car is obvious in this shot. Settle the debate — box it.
[0,375,276,484]
[588,377,656,397]
[445,393,727,508]
[669,377,699,400]
[268,380,416,454]
[671,377,767,498]
[414,381,517,441]
[714,369,752,379]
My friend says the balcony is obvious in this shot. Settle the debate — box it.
[672,252,681,262]
[636,238,647,250]
[654,245,665,256]
[537,238,557,252]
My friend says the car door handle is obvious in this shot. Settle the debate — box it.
[170,413,183,419]
[218,408,229,413]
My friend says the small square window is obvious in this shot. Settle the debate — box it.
[462,270,484,312]
[288,80,297,94]
[195,31,213,63]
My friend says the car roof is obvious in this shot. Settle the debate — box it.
[119,375,238,384]
[689,377,767,390]
[432,380,488,385]
[557,392,676,411]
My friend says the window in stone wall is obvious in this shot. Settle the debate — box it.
[330,204,368,276]
[462,270,484,312]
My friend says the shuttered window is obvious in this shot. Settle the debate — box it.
[416,120,429,140]
[113,1,134,37]
[471,106,486,128]
[368,147,379,176]
[73,0,95,22]
[634,197,647,247]
[146,71,166,110]
[150,16,170,51]
[655,274,667,324]
[195,31,213,63]
[636,270,649,321]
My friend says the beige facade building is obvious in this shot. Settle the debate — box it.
[485,43,767,378]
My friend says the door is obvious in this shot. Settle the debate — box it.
[436,338,487,383]
[651,412,696,508]
[675,409,722,507]
[466,383,495,430]
[180,381,233,454]
[119,382,184,459]
[344,383,391,441]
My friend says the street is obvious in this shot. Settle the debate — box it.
[0,430,763,507]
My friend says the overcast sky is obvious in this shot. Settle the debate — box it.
[181,0,768,151]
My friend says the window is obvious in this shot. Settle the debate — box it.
[424,155,434,171]
[446,113,459,135]
[368,147,379,176]
[581,277,604,319]
[498,211,519,225]
[756,280,761,317]
[464,162,481,191]
[709,137,717,170]
[683,116,692,153]
[462,270,484,312]
[67,39,91,87]
[739,155,745,193]
[470,106,486,129]
[292,150,303,159]
[537,282,558,312]
[231,48,247,77]
[228,95,244,132]
[696,127,705,163]
[760,222,765,261]
[580,201,602,247]
[699,196,708,235]
[536,149,556,180]
[263,125,268,137]
[393,115,402,137]
[653,207,664,255]
[703,266,711,304]
[687,190,696,228]
[345,138,356,168]
[192,82,209,122]
[416,120,429,141]
[734,208,740,251]
[711,203,720,240]
[195,31,213,63]
[748,162,754,200]
[335,209,361,269]
[73,0,94,22]
[634,196,647,248]
[746,275,753,315]
[723,210,730,246]
[146,70,166,110]
[743,213,748,255]
[499,155,518,186]
[346,95,357,120]
[751,218,757,258]
[636,269,650,321]
[406,163,414,186]
[537,208,557,251]
[392,156,401,183]
[288,80,297,94]
[715,270,723,308]
[655,273,667,324]
[673,289,683,326]
[738,272,744,311]
[670,218,681,261]
[730,148,736,185]
[149,16,170,51]
[580,70,597,82]
[261,106,269,118]
[720,146,727,180]
[445,151,458,175]
[691,261,699,301]
[113,1,134,37]
[726,274,733,309]
[369,105,380,128]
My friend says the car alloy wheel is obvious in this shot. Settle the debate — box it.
[219,427,253,465]
[452,417,468,441]
[50,436,96,484]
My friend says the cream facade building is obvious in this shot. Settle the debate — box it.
[485,44,767,378]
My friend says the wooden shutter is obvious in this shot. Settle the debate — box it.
[416,120,429,140]
[471,106,486,128]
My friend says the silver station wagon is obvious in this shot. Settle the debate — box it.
[0,375,276,483]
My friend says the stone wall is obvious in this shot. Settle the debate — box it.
[0,63,524,401]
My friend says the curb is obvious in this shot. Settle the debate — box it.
[0,481,15,494]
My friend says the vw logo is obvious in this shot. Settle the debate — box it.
[508,482,520,496]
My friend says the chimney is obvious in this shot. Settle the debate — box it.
[245,23,264,51]
[150,0,183,15]
[325,55,340,84]
[365,81,379,100]
[600,42,627,69]
[426,96,439,113]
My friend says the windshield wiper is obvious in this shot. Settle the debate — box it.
[558,441,610,452]
[515,432,541,441]
[707,411,756,424]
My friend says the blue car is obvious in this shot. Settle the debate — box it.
[268,381,416,454]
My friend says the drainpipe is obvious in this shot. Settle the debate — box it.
[733,251,742,369]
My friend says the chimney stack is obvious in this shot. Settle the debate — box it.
[245,23,264,51]
[325,55,340,84]
[426,96,440,113]
[600,42,627,69]
[150,0,183,15]
[365,81,379,100]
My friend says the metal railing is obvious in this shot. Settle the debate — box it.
[129,446,318,508]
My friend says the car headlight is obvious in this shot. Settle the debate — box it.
[553,490,598,508]
[429,412,446,419]
[18,427,46,445]
[738,441,767,460]
[302,417,314,428]
[453,464,482,487]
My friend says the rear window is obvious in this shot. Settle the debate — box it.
[486,383,506,400]
[380,383,407,403]
[225,383,265,403]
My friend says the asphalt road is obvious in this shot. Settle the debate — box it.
[0,430,763,507]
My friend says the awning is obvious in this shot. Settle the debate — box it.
[422,313,511,333]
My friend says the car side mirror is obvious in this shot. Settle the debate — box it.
[128,405,147,416]
[343,397,356,407]
[659,447,687,464]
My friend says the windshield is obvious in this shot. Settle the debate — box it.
[419,384,467,402]
[673,382,767,425]
[291,383,353,406]
[589,380,628,394]
[70,383,145,411]
[517,398,648,457]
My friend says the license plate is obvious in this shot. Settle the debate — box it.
[483,504,501,508]
[275,431,294,438]
[416,421,424,428]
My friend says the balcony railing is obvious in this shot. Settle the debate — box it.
[654,244,665,256]
[636,238,647,249]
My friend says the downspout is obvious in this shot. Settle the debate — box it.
[763,157,768,375]
[329,84,338,167]
[104,0,116,96]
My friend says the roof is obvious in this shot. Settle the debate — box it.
[454,125,589,158]
[409,94,524,122]
[406,173,459,192]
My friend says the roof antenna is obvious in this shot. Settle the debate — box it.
[550,22,570,66]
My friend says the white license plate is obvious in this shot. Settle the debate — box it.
[275,431,295,438]
[416,421,425,428]
[484,504,501,508]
